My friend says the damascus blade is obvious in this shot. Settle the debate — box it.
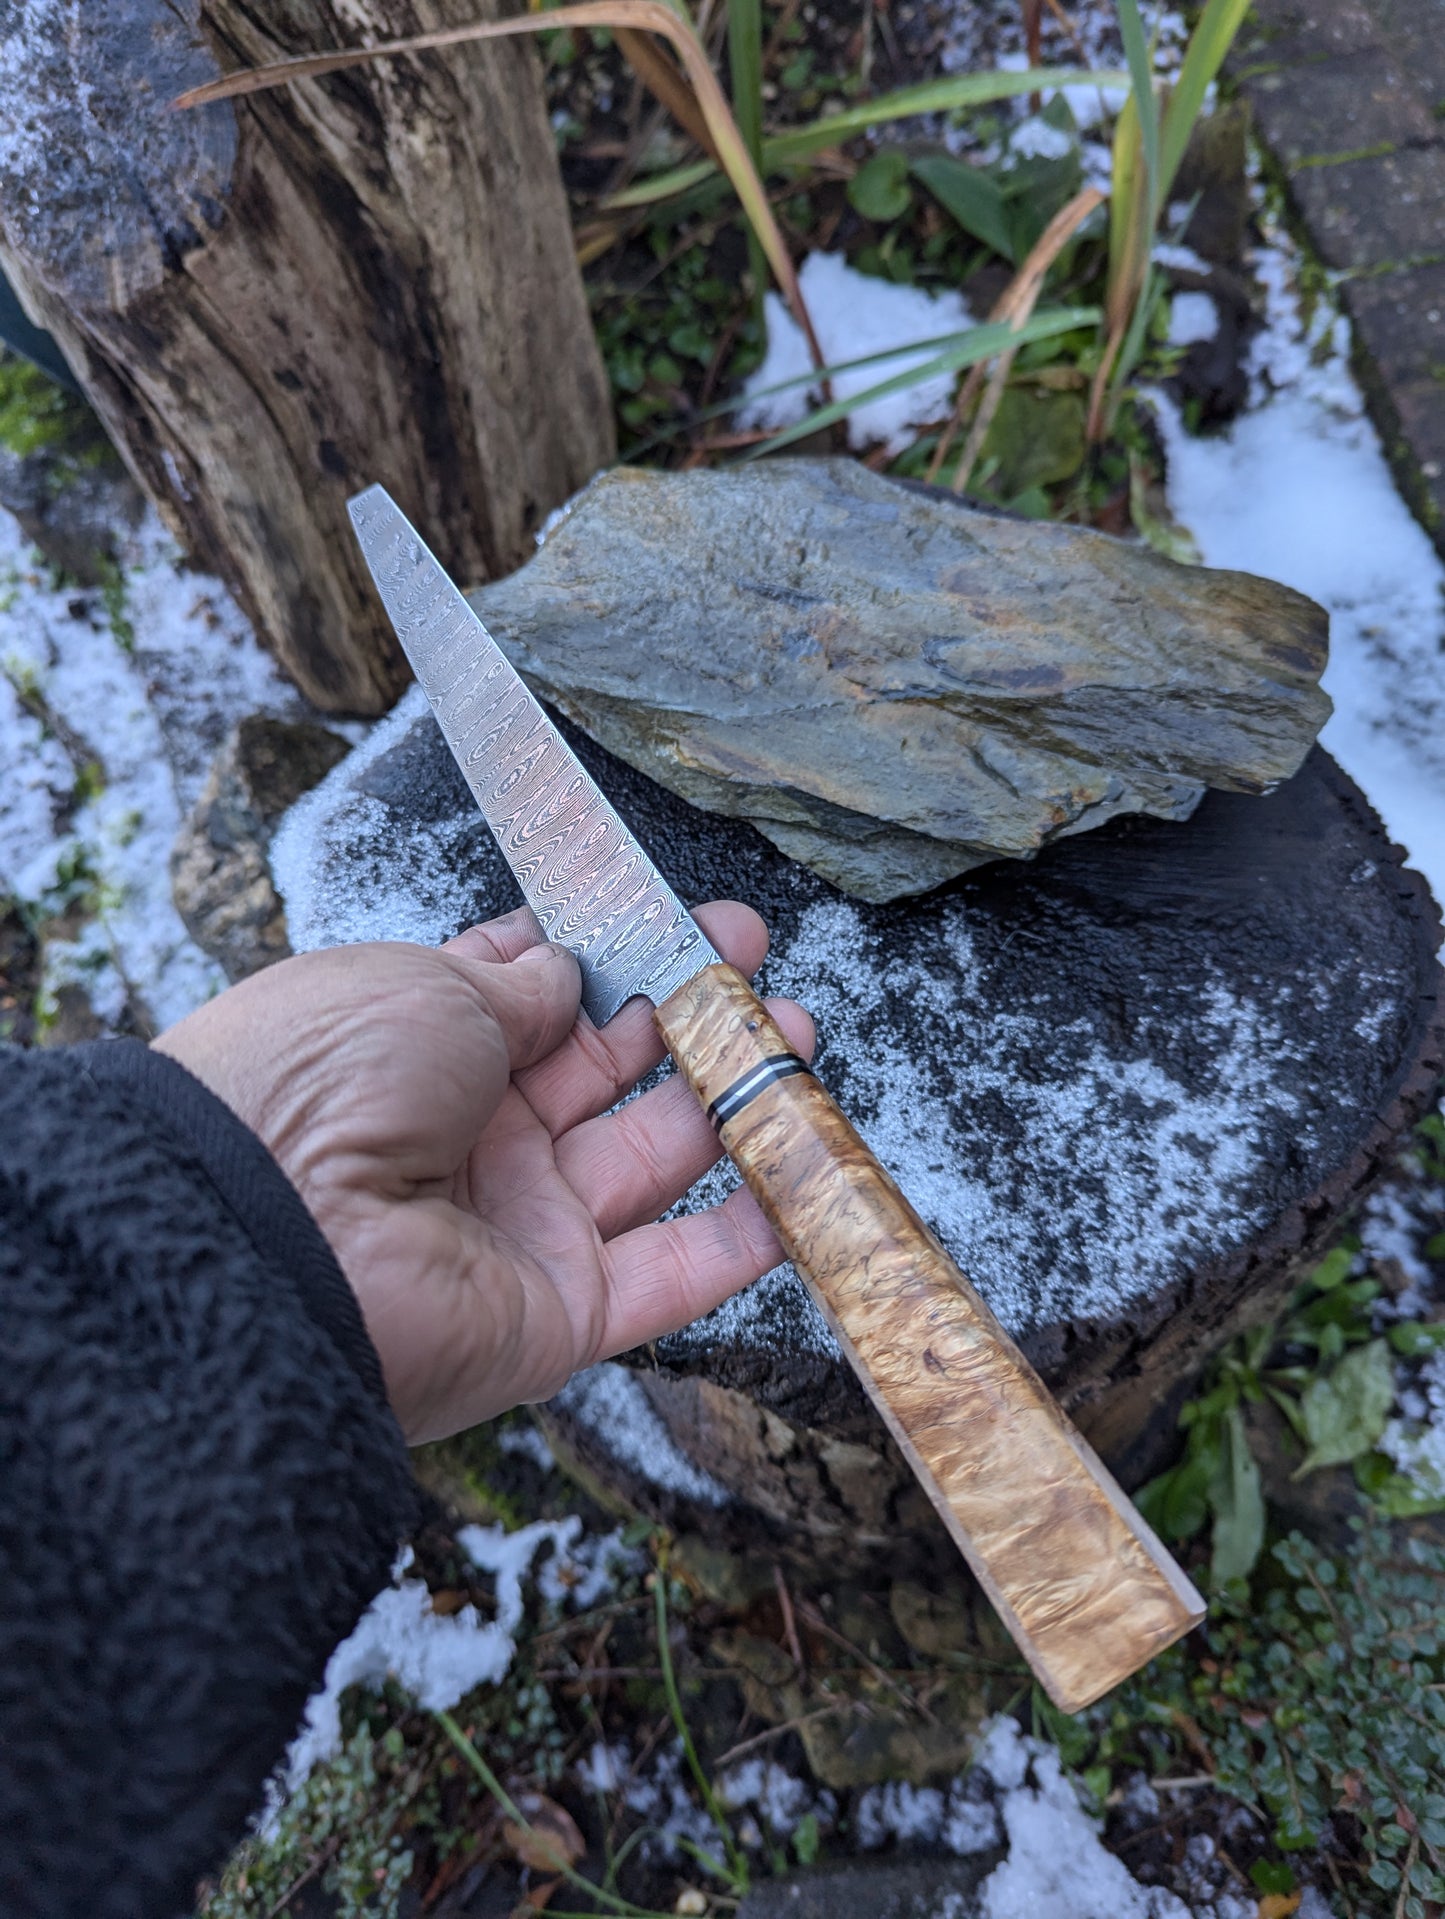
[348,485,720,1024]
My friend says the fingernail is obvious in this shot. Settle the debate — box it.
[515,941,558,968]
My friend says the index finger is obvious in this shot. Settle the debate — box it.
[448,901,773,1137]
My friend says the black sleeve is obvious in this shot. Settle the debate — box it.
[0,1039,421,1919]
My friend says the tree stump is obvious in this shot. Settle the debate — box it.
[273,681,1445,1574]
[0,1,613,713]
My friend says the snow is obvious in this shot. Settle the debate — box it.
[1167,292,1219,348]
[736,253,972,455]
[1153,221,1445,905]
[550,1360,731,1506]
[1008,114,1075,161]
[0,504,299,1032]
[497,1422,559,1472]
[974,1719,1189,1919]
[717,1757,820,1834]
[271,683,486,955]
[1380,1346,1445,1501]
[282,1516,639,1795]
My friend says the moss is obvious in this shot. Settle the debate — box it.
[0,352,115,486]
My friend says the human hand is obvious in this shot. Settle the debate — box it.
[154,903,812,1443]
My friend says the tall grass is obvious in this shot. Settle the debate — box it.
[1090,0,1252,438]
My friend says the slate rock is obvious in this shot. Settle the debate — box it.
[172,717,350,981]
[466,460,1329,902]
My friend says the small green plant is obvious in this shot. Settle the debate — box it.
[1137,1223,1445,1585]
[202,1723,419,1919]
[1090,0,1252,436]
[1110,1521,1445,1915]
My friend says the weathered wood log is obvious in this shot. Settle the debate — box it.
[265,474,1445,1578]
[0,1,613,712]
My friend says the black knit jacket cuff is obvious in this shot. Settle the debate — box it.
[72,1037,393,1417]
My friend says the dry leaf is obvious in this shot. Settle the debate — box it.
[501,1793,585,1875]
[1257,1895,1301,1919]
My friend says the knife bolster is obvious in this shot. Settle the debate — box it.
[655,961,1205,1714]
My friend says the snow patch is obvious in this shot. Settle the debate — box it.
[979,1736,1189,1918]
[1380,1346,1445,1501]
[1154,224,1445,904]
[1168,292,1219,348]
[736,253,972,455]
[551,1361,731,1507]
[0,505,299,1032]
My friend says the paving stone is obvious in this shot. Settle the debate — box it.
[1238,0,1445,566]
[1372,0,1445,115]
[1245,52,1439,168]
[1289,145,1445,271]
[737,1857,995,1919]
[1379,379,1445,532]
[1343,264,1445,386]
[1234,0,1380,72]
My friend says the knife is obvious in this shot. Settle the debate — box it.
[347,483,1205,1713]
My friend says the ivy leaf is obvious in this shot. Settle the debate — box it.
[910,153,1014,259]
[1295,1338,1396,1475]
[847,149,912,222]
[1209,1403,1265,1584]
[1308,1245,1356,1292]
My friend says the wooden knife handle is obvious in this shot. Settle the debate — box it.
[654,962,1205,1713]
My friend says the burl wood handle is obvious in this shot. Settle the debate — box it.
[655,963,1205,1713]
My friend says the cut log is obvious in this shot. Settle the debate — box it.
[0,1,613,713]
[273,695,1444,1574]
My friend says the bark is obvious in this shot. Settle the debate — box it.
[0,0,614,712]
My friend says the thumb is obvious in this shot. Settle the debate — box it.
[441,939,582,1073]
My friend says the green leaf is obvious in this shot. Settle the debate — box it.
[604,67,1131,208]
[848,149,912,222]
[1250,1859,1297,1895]
[1296,1339,1397,1475]
[793,1812,819,1865]
[1157,0,1253,209]
[910,154,1014,260]
[1308,1245,1357,1292]
[726,0,764,177]
[1114,0,1161,215]
[1389,1320,1445,1357]
[1210,1403,1266,1584]
[980,386,1086,495]
[1137,1449,1213,1542]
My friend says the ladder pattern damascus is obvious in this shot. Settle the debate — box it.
[349,485,720,1024]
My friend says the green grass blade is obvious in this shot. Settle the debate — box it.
[603,66,1130,207]
[1114,0,1160,217]
[1157,0,1252,201]
[623,326,1027,458]
[726,0,764,175]
[738,306,1099,457]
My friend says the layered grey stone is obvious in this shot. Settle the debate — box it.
[463,461,1328,903]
